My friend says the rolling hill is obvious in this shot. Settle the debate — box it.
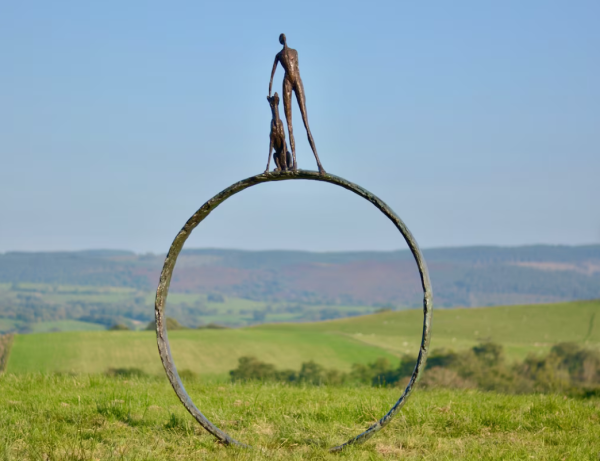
[5,299,599,378]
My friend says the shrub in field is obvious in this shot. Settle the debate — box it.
[516,342,600,395]
[177,368,198,381]
[145,317,187,330]
[229,356,278,382]
[350,357,394,385]
[229,356,346,385]
[419,367,476,389]
[105,367,148,378]
[374,341,600,396]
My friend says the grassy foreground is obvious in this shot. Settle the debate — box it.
[1,374,599,460]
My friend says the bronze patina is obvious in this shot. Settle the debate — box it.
[265,92,293,172]
[155,170,433,451]
[269,34,325,174]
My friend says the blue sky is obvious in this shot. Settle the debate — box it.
[1,1,598,253]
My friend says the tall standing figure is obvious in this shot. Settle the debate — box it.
[268,34,325,174]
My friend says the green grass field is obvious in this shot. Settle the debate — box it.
[5,300,600,378]
[280,299,600,360]
[6,329,398,377]
[1,374,599,460]
[2,300,600,459]
[28,320,107,333]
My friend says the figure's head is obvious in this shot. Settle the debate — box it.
[267,92,280,108]
[279,33,286,46]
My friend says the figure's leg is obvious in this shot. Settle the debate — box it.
[282,78,297,171]
[274,149,282,171]
[294,81,325,173]
[283,136,291,170]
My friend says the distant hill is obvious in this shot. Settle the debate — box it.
[0,245,598,308]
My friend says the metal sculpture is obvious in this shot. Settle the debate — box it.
[265,92,293,173]
[155,170,433,452]
[268,34,325,174]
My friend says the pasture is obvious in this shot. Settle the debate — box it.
[5,299,599,378]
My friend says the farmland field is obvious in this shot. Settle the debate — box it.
[0,281,382,333]
[5,299,599,377]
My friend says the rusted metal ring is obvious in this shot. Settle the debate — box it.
[155,169,433,451]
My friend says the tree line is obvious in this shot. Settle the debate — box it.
[229,342,600,398]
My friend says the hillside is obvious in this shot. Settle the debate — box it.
[1,245,599,332]
[5,299,599,377]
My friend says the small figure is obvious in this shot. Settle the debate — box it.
[269,33,325,174]
[265,92,292,173]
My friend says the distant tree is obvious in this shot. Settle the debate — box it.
[318,308,342,320]
[197,323,229,330]
[17,325,33,334]
[108,323,130,331]
[145,317,187,330]
[207,293,225,303]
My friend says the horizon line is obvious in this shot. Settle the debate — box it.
[1,242,599,256]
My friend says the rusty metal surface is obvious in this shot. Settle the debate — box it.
[155,170,433,450]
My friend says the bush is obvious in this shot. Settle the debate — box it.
[381,341,600,396]
[108,323,130,331]
[105,367,148,378]
[145,317,187,331]
[516,342,600,394]
[419,367,476,389]
[178,369,198,381]
[226,343,600,396]
[197,323,229,330]
[229,356,277,382]
[229,356,346,385]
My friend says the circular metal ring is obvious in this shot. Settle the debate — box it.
[155,170,433,451]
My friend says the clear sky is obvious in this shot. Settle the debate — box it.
[1,1,598,253]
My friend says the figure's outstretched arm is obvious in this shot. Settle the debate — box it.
[268,56,279,97]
